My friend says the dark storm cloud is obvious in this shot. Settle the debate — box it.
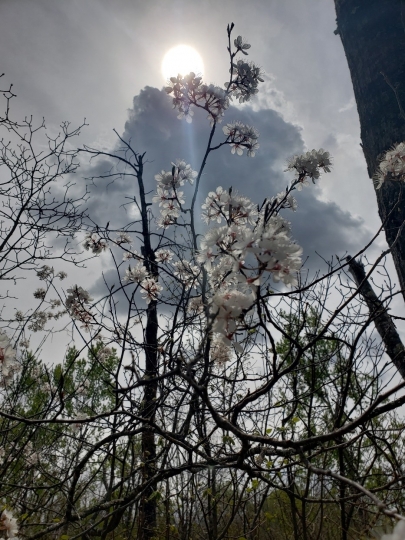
[83,85,369,301]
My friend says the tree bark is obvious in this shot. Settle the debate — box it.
[334,0,405,300]
[137,155,159,540]
[347,255,405,379]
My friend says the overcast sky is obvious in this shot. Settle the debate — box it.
[2,0,399,356]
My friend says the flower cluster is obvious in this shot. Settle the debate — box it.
[65,286,94,330]
[140,278,163,304]
[154,160,197,228]
[123,262,148,284]
[165,72,230,125]
[83,232,108,255]
[195,188,303,353]
[211,286,255,349]
[33,288,46,300]
[28,311,49,332]
[155,249,173,263]
[374,141,405,189]
[165,35,263,125]
[122,260,162,304]
[210,336,233,364]
[35,266,67,282]
[0,509,19,539]
[187,296,205,315]
[270,191,298,212]
[226,59,264,103]
[198,215,301,287]
[0,332,20,386]
[97,345,114,364]
[223,121,259,157]
[36,266,51,280]
[172,260,200,290]
[201,186,258,226]
[285,149,332,187]
[123,248,140,261]
[115,231,132,245]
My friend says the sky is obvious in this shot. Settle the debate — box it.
[1,0,400,356]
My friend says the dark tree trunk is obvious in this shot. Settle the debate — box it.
[137,155,158,540]
[347,255,405,378]
[334,0,405,300]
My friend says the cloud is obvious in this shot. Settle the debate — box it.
[338,96,356,113]
[82,85,370,301]
[246,74,299,127]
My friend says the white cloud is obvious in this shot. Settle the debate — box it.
[338,96,356,113]
[247,74,300,127]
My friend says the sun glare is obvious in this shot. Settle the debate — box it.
[162,45,204,81]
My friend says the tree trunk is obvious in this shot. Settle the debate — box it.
[334,0,405,300]
[137,155,159,540]
[347,255,405,378]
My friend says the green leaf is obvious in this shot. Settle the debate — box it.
[251,479,260,490]
[223,435,235,445]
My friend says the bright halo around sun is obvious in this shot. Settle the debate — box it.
[162,45,204,81]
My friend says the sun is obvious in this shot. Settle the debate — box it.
[162,45,204,81]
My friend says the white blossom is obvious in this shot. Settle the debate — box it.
[165,73,230,125]
[33,288,46,300]
[153,160,197,225]
[173,160,198,184]
[0,331,19,385]
[196,246,216,270]
[152,186,170,206]
[201,187,257,225]
[140,278,163,304]
[83,232,108,255]
[233,35,251,54]
[374,141,405,189]
[122,248,140,261]
[223,121,259,157]
[210,336,233,364]
[97,346,113,363]
[28,311,48,332]
[123,263,149,284]
[156,215,177,229]
[66,286,93,309]
[226,60,264,103]
[116,231,132,245]
[0,509,19,539]
[155,161,197,190]
[172,260,200,290]
[210,286,255,344]
[65,286,94,330]
[155,249,173,263]
[187,296,205,315]
[15,311,24,322]
[19,338,30,349]
[381,520,405,540]
[271,191,298,211]
[286,149,332,185]
[36,265,53,280]
[200,190,302,292]
[161,200,180,219]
